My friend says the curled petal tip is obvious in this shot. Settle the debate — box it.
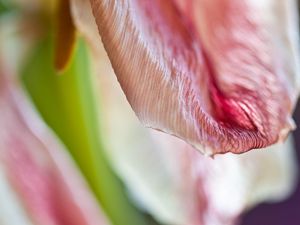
[89,0,300,154]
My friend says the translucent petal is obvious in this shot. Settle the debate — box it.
[89,0,300,154]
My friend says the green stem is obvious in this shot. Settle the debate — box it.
[21,34,147,225]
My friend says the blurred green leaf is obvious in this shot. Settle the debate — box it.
[21,33,147,225]
[0,0,12,15]
[0,2,5,14]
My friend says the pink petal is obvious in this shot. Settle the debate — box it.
[0,70,108,225]
[89,0,300,155]
[91,41,297,225]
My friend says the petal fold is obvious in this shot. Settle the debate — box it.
[90,41,298,225]
[89,0,300,154]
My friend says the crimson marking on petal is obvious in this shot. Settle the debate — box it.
[90,0,297,154]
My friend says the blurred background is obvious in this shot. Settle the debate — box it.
[0,0,299,225]
[241,106,300,225]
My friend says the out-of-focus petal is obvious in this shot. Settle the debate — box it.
[0,12,108,225]
[0,69,109,225]
[150,133,297,225]
[89,0,300,155]
[93,42,297,225]
[70,0,102,56]
[71,1,299,223]
[0,164,34,225]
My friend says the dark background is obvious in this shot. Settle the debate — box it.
[241,102,300,225]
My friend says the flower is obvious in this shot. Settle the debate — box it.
[91,34,297,225]
[87,0,300,155]
[0,0,299,225]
